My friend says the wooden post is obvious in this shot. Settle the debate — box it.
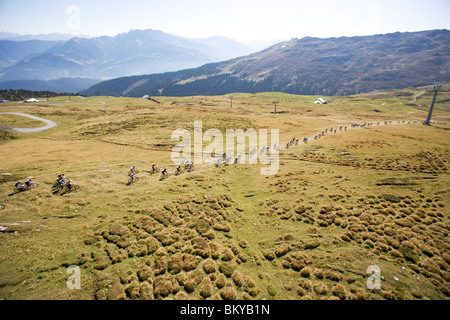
[273,101,278,114]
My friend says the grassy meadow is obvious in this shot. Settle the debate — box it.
[0,87,449,300]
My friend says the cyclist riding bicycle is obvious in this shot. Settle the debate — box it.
[15,181,24,191]
[24,178,33,189]
[58,174,66,188]
[152,163,158,172]
[162,168,168,176]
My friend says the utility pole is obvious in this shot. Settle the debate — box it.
[424,85,441,125]
[273,101,278,114]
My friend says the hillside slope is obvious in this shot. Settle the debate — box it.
[0,89,449,301]
[83,30,450,97]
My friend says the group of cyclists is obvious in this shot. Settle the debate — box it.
[12,161,194,193]
[176,160,194,175]
[53,173,78,192]
[128,160,194,182]
[14,178,37,192]
[12,173,79,195]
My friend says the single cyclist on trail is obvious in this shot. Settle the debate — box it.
[15,181,24,191]
[185,160,193,171]
[129,166,137,180]
[59,174,67,189]
[24,178,33,189]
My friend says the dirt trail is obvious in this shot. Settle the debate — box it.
[407,90,426,106]
[0,112,57,133]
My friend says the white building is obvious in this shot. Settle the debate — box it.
[24,98,39,103]
[314,97,327,104]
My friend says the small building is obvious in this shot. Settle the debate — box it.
[314,97,327,104]
[24,98,39,103]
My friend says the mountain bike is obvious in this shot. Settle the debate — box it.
[160,172,169,181]
[14,185,27,193]
[66,184,80,192]
[128,176,139,184]
[150,167,160,174]
[52,184,64,193]
[25,182,39,190]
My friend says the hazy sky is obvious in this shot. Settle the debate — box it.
[0,0,449,41]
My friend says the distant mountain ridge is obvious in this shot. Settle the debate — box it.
[82,29,450,97]
[0,78,100,93]
[0,39,63,69]
[0,32,82,41]
[0,29,253,92]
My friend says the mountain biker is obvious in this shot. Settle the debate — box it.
[15,181,24,191]
[130,166,136,175]
[66,179,73,190]
[152,163,158,172]
[24,178,34,189]
[185,160,193,171]
[55,174,62,185]
[162,168,168,176]
[58,174,67,188]
[176,165,182,174]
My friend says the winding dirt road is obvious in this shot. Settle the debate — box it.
[0,112,57,133]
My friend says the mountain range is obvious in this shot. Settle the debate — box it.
[0,29,254,93]
[83,29,450,97]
